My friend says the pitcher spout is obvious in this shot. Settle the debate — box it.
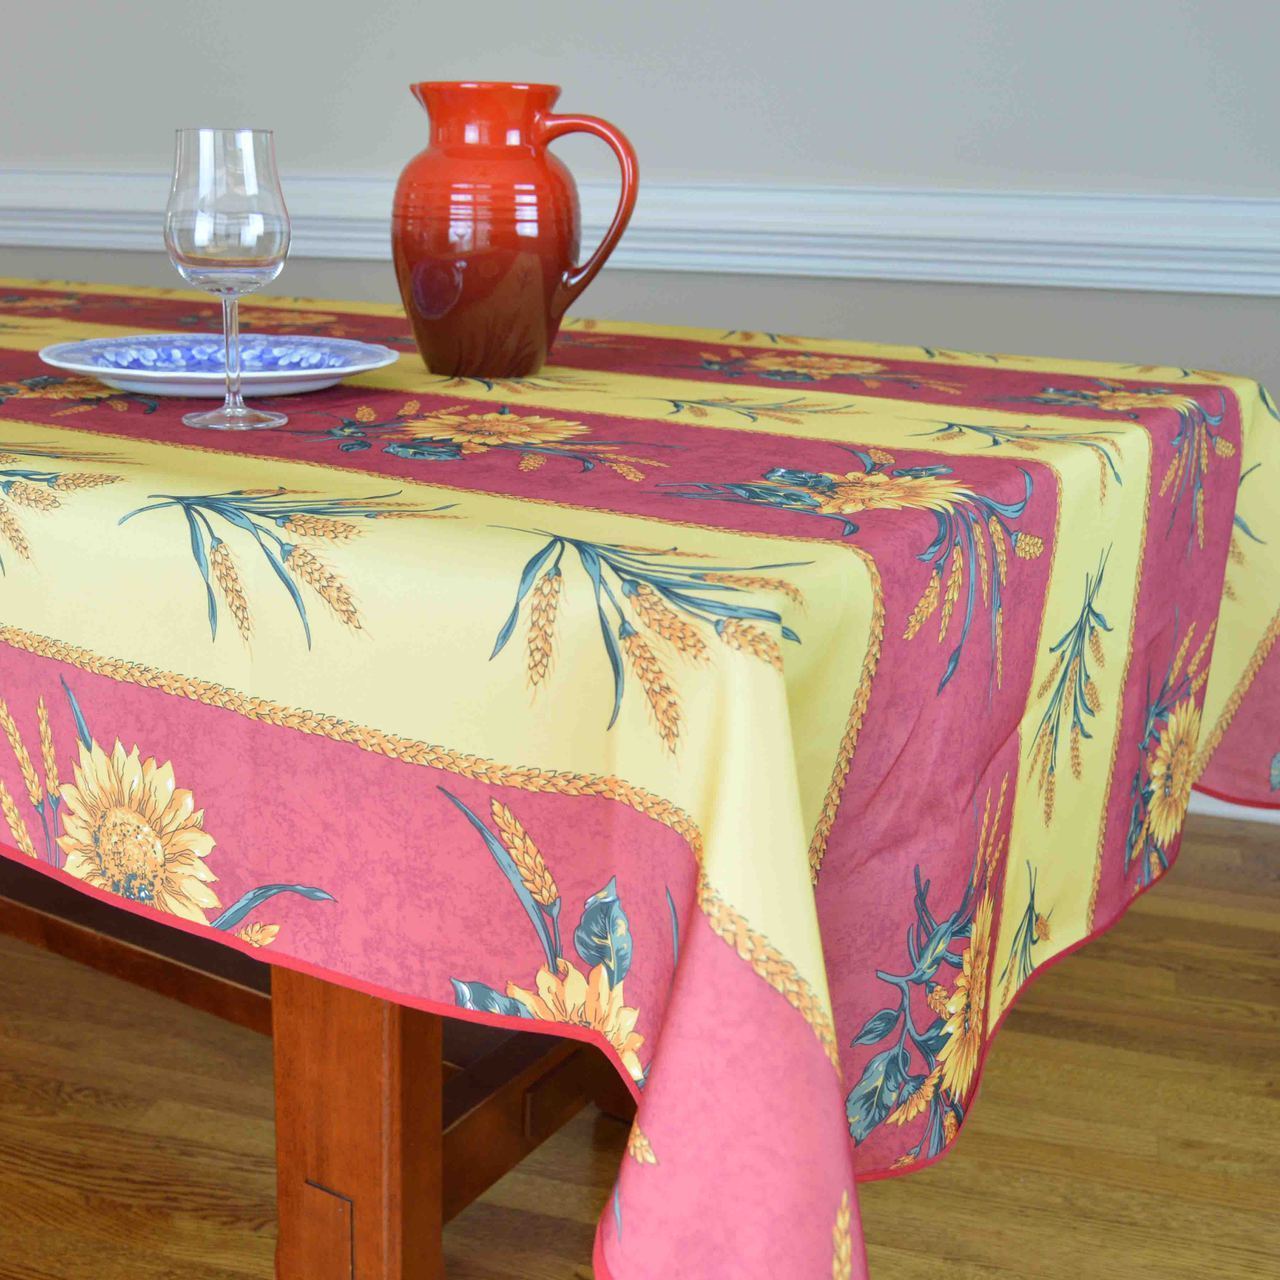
[410,81,562,148]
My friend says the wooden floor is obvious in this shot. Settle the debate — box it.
[0,813,1276,1279]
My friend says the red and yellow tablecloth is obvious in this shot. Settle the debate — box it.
[0,280,1275,1279]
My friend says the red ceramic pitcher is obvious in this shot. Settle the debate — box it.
[392,82,638,378]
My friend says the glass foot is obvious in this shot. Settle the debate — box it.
[182,405,288,431]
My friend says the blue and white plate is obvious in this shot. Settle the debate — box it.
[38,333,399,398]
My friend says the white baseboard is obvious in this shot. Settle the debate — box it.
[1190,791,1279,825]
[2,168,1278,297]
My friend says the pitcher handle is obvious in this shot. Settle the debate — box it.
[537,113,639,309]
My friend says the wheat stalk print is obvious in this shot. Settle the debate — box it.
[626,1122,658,1166]
[1225,462,1265,595]
[120,487,456,646]
[490,532,810,751]
[919,346,1002,363]
[489,797,564,957]
[922,420,1124,501]
[427,370,595,394]
[0,443,124,574]
[661,394,863,425]
[0,779,36,858]
[668,448,1043,693]
[0,690,65,864]
[1125,618,1215,888]
[36,698,59,795]
[716,617,783,670]
[443,790,651,1085]
[831,1191,854,1280]
[904,473,1041,692]
[1028,552,1113,824]
[1157,392,1234,552]
[998,862,1051,1003]
[1005,382,1233,552]
[526,566,564,686]
[0,696,41,808]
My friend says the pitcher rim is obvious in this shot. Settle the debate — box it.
[412,80,562,95]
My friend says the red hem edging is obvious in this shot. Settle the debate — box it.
[855,840,1186,1184]
[1191,781,1280,813]
[0,845,645,1106]
[593,1226,613,1279]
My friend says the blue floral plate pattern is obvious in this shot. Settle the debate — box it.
[39,333,400,398]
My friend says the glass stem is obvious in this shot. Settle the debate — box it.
[222,294,245,413]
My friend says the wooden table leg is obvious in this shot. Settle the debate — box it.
[273,967,444,1280]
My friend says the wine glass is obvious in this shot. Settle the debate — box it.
[164,128,291,430]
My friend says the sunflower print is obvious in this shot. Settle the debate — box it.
[694,347,963,395]
[934,890,993,1101]
[58,739,220,922]
[295,402,673,481]
[1145,698,1201,848]
[0,680,333,941]
[507,958,646,1083]
[1125,621,1214,888]
[446,790,656,1085]
[0,374,158,415]
[844,778,1007,1159]
[810,467,969,515]
[396,410,587,452]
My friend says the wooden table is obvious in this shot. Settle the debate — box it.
[0,855,634,1278]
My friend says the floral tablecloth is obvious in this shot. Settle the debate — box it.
[0,280,1275,1279]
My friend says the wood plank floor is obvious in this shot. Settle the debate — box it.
[0,813,1276,1278]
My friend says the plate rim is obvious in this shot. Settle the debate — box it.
[38,332,401,382]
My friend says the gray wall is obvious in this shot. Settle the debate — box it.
[2,0,1277,193]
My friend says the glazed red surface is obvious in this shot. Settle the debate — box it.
[391,82,637,377]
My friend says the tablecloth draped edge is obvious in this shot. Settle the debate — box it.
[584,818,1194,1280]
[1191,781,1280,812]
[0,840,646,1106]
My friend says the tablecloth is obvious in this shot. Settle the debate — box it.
[0,279,1275,1279]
